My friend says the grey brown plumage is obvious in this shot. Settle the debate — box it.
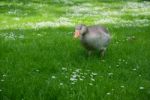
[74,24,111,56]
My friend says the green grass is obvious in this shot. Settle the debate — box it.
[0,0,150,100]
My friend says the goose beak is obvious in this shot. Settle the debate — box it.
[74,30,80,38]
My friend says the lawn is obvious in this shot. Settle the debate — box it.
[0,0,150,100]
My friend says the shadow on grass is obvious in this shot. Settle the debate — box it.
[0,26,114,72]
[0,25,150,71]
[0,25,150,100]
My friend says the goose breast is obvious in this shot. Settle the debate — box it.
[80,26,110,50]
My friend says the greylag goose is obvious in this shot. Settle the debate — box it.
[74,24,111,56]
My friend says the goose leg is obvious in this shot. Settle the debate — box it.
[100,48,106,57]
[88,50,92,56]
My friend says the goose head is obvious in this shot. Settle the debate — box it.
[74,24,87,38]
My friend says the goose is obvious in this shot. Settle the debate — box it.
[74,24,111,56]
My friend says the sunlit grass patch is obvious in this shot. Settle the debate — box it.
[0,1,150,29]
